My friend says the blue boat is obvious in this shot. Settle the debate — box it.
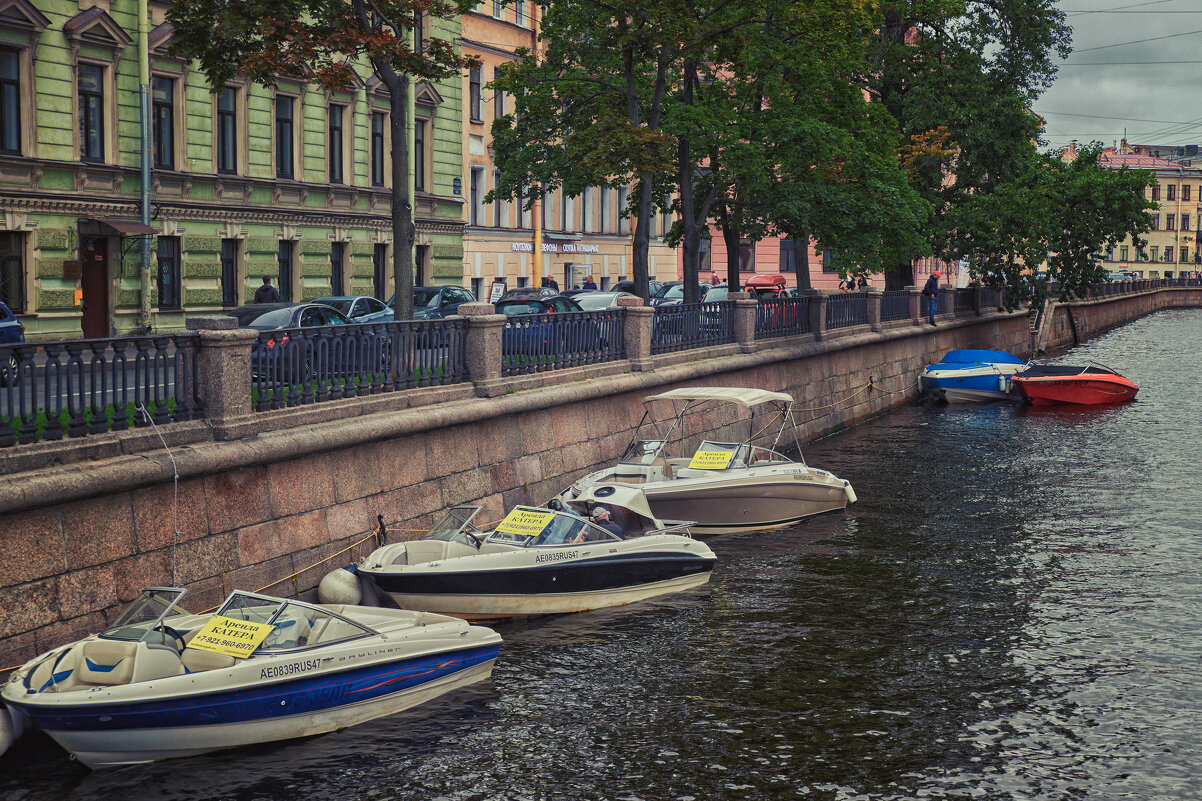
[920,349,1029,402]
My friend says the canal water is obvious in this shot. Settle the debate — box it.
[4,309,1201,801]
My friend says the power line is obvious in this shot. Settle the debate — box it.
[1064,0,1176,15]
[1059,60,1202,65]
[1073,28,1202,52]
[1035,111,1201,124]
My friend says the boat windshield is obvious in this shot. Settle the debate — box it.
[619,439,668,465]
[486,507,619,546]
[686,441,746,470]
[100,587,189,642]
[215,591,376,651]
[425,505,485,545]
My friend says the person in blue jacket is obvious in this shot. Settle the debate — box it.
[922,271,941,325]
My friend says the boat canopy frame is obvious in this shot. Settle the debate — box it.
[625,387,805,466]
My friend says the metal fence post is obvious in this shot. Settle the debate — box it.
[458,302,506,397]
[617,295,653,371]
[186,316,258,437]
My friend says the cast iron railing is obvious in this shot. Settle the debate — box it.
[880,290,911,322]
[754,297,811,339]
[0,334,201,447]
[651,301,735,354]
[251,319,467,411]
[501,308,626,376]
[825,292,869,329]
[954,288,975,313]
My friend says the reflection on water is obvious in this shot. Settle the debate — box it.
[5,309,1202,801]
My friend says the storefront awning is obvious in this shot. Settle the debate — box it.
[78,218,158,237]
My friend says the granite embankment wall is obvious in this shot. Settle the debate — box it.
[0,288,1195,669]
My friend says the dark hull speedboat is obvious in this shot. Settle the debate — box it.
[1011,364,1138,405]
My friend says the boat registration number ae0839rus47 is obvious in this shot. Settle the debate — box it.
[0,587,501,768]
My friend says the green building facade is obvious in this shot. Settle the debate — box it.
[0,0,465,339]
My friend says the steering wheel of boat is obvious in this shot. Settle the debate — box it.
[154,625,187,652]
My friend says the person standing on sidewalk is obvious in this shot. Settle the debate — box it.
[254,276,281,303]
[922,271,941,325]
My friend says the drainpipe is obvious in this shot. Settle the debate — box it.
[408,77,416,286]
[137,0,152,332]
[530,7,542,283]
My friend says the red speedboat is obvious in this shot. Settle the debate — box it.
[1011,364,1138,406]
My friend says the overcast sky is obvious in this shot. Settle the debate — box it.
[1034,0,1202,153]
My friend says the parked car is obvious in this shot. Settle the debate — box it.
[311,295,389,320]
[499,286,558,301]
[573,291,636,311]
[224,302,382,382]
[496,295,601,355]
[650,281,712,307]
[612,279,663,297]
[362,285,477,322]
[0,300,25,387]
[702,285,729,303]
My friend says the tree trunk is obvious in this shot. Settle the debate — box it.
[885,258,913,290]
[380,67,415,321]
[631,178,653,301]
[678,134,700,305]
[796,235,812,292]
[722,220,740,292]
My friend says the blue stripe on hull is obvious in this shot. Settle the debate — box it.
[10,643,499,732]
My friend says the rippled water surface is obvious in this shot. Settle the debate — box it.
[5,309,1202,801]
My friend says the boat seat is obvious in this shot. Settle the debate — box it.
[405,540,451,565]
[78,641,138,685]
[181,648,237,673]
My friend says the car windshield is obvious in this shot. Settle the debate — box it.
[318,299,354,316]
[414,289,440,308]
[575,293,621,310]
[100,588,189,642]
[664,284,685,299]
[652,283,675,298]
[498,302,543,315]
[244,308,295,330]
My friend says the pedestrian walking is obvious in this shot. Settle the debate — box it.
[583,275,597,290]
[922,271,941,325]
[254,276,281,304]
[856,275,867,290]
[543,275,559,292]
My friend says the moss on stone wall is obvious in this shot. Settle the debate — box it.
[184,260,221,278]
[300,239,332,255]
[35,229,71,251]
[246,238,279,255]
[301,285,332,300]
[184,288,223,306]
[183,236,221,254]
[38,290,78,311]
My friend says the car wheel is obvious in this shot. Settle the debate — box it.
[0,353,18,387]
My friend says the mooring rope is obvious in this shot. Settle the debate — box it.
[136,403,180,587]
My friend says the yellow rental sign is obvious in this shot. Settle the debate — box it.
[494,508,556,537]
[688,449,735,470]
[186,615,276,659]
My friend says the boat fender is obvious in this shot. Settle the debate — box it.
[843,481,858,505]
[358,574,382,607]
[318,567,362,606]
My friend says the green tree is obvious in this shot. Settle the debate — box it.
[167,0,474,320]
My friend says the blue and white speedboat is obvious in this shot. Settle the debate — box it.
[920,349,1029,402]
[1,587,501,768]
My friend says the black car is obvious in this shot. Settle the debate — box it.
[0,300,25,386]
[364,285,477,321]
[223,303,383,383]
[496,295,593,354]
[226,303,352,331]
[650,281,712,307]
[498,286,559,302]
[611,280,664,296]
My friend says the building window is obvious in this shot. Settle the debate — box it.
[1120,245,1129,261]
[413,11,424,56]
[372,244,388,300]
[516,276,528,288]
[217,87,237,174]
[1163,249,1173,262]
[470,166,483,225]
[1152,184,1161,200]
[371,111,386,186]
[469,67,482,122]
[617,187,629,234]
[220,239,239,307]
[471,277,483,300]
[278,240,294,302]
[1181,247,1189,263]
[583,187,594,232]
[562,193,574,232]
[1166,214,1175,231]
[0,48,20,155]
[494,169,506,227]
[493,0,503,18]
[415,118,426,191]
[493,66,506,120]
[780,240,797,272]
[328,104,344,183]
[156,236,181,310]
[1167,184,1176,201]
[152,76,174,169]
[599,189,610,233]
[0,232,25,313]
[78,64,104,162]
[275,95,294,178]
[822,250,836,272]
[738,240,755,272]
[1185,185,1192,202]
[330,241,345,296]
[1183,214,1191,232]
[1151,215,1159,230]
[515,1,527,26]
[1150,246,1159,261]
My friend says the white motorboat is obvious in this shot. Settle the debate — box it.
[557,387,857,536]
[357,504,717,619]
[0,587,501,768]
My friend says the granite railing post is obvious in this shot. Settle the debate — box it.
[806,289,828,341]
[456,302,506,398]
[905,286,921,325]
[973,286,984,316]
[186,316,258,437]
[617,295,653,371]
[731,291,758,353]
[867,288,883,332]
